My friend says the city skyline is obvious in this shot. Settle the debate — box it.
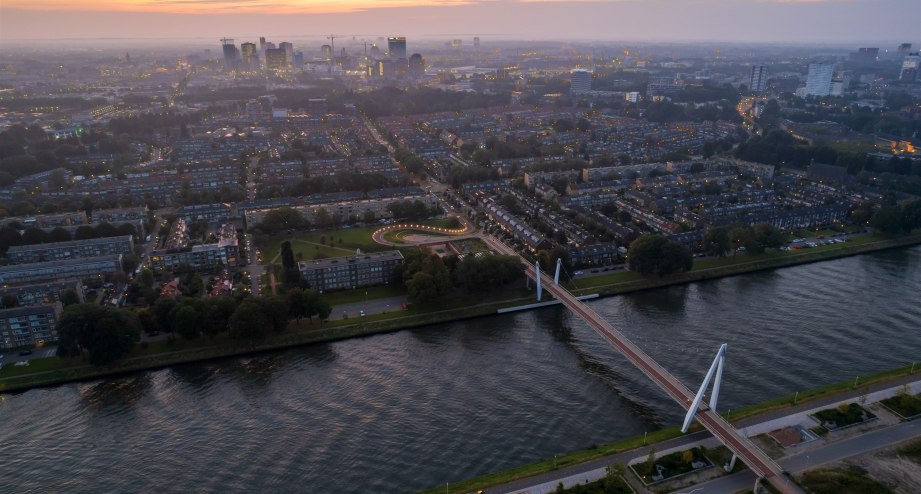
[2,0,920,44]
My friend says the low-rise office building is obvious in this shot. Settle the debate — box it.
[298,250,403,292]
[0,255,123,286]
[6,235,135,264]
[0,303,63,349]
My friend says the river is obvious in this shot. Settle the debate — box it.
[2,247,921,493]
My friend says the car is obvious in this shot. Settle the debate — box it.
[574,271,584,276]
[359,310,366,317]
[19,349,32,356]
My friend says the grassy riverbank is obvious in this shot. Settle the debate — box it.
[569,232,921,297]
[3,233,920,395]
[417,362,921,494]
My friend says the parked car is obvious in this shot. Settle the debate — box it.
[19,349,32,356]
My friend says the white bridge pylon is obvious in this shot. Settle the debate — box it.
[682,343,728,433]
[535,260,542,302]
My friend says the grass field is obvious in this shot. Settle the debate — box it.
[879,392,921,419]
[255,226,388,263]
[256,218,464,262]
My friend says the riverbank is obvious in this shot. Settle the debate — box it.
[417,362,921,494]
[2,232,920,394]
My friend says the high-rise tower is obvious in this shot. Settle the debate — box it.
[750,65,768,93]
[387,37,407,60]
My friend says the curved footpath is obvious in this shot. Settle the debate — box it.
[370,213,474,247]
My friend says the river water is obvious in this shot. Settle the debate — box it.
[2,247,921,493]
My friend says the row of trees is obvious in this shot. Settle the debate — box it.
[401,248,526,303]
[870,200,921,235]
[702,223,786,257]
[626,235,693,276]
[387,200,441,222]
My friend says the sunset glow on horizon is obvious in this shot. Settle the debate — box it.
[0,0,475,14]
[1,0,917,42]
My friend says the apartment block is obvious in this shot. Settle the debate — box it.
[298,251,403,292]
[6,235,135,264]
[0,303,63,349]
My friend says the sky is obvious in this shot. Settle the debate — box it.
[0,0,919,44]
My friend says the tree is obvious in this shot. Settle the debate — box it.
[173,305,201,339]
[229,299,270,346]
[257,207,305,234]
[60,289,81,307]
[313,208,331,229]
[627,235,693,276]
[137,268,154,289]
[702,227,730,257]
[286,287,308,321]
[280,241,302,287]
[900,200,921,233]
[202,297,236,338]
[55,303,140,366]
[74,225,97,240]
[314,296,332,324]
[0,226,21,254]
[49,227,72,243]
[21,227,49,245]
[407,271,439,303]
[871,206,902,235]
[94,222,118,238]
[152,297,178,336]
[260,295,289,333]
[753,223,785,251]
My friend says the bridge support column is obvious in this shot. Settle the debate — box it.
[681,343,728,433]
[725,453,738,472]
[535,260,542,302]
[553,258,562,285]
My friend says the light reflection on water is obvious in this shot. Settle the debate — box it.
[1,246,920,493]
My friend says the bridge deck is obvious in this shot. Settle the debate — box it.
[482,236,803,494]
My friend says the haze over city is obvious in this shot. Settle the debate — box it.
[1,0,919,44]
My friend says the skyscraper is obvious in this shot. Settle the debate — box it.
[473,37,480,47]
[265,48,287,71]
[221,38,240,71]
[901,54,920,82]
[750,65,768,93]
[570,69,592,94]
[804,63,835,97]
[240,42,257,70]
[898,43,912,55]
[279,42,294,66]
[387,37,407,59]
[409,53,425,78]
[321,44,332,61]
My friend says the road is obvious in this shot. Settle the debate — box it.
[480,235,801,494]
[681,419,921,493]
[333,296,407,320]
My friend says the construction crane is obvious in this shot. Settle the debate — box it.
[326,34,339,73]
